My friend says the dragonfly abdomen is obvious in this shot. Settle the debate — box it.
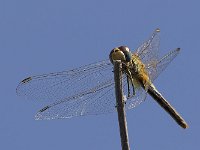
[147,84,188,129]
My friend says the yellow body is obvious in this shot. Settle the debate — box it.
[109,47,151,90]
[130,53,151,90]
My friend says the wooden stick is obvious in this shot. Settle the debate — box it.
[114,60,130,150]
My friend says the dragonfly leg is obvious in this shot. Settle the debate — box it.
[126,69,136,96]
[126,75,131,98]
[130,79,135,96]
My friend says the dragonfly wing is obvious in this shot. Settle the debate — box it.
[135,29,180,82]
[123,76,147,110]
[35,74,146,119]
[120,29,160,108]
[35,79,116,119]
[146,48,180,81]
[136,28,160,65]
[16,60,113,103]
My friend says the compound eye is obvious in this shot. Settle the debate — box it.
[119,46,132,62]
[109,48,126,64]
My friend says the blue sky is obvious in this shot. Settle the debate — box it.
[0,0,199,149]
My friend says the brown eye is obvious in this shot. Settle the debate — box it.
[118,46,132,62]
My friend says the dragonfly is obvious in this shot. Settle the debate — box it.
[16,28,188,129]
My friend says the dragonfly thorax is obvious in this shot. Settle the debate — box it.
[109,46,132,64]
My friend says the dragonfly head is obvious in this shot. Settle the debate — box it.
[109,46,132,64]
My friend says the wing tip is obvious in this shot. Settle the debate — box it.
[35,106,50,120]
[177,48,181,52]
[39,106,50,112]
[21,77,32,84]
[16,77,32,96]
[155,28,160,32]
[35,114,42,120]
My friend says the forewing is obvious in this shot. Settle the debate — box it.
[136,28,160,65]
[16,60,112,103]
[146,48,180,81]
[135,29,180,82]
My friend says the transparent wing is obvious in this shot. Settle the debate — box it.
[35,74,147,119]
[123,76,147,110]
[16,60,113,103]
[135,28,180,82]
[146,48,180,81]
[17,57,147,119]
[136,28,160,65]
[17,28,172,119]
[35,79,116,119]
